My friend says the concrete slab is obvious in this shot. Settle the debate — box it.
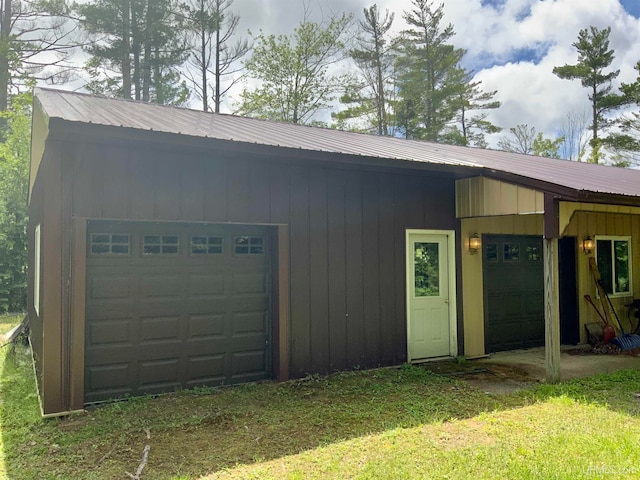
[461,347,640,394]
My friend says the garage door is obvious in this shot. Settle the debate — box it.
[483,235,544,353]
[85,221,272,403]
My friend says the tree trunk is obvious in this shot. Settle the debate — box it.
[214,2,221,113]
[200,0,208,112]
[142,0,153,102]
[132,2,141,100]
[153,46,162,104]
[122,0,132,99]
[0,0,12,112]
[592,83,598,140]
[374,29,385,136]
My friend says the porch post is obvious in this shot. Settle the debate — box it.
[543,194,561,383]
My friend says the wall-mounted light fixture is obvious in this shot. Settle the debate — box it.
[469,233,481,254]
[583,235,594,255]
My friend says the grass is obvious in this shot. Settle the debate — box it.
[0,314,23,337]
[0,343,639,480]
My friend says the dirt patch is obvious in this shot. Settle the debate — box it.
[420,360,540,394]
[458,364,539,394]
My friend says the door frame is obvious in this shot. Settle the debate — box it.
[405,229,458,362]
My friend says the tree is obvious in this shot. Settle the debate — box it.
[442,70,500,147]
[77,0,189,105]
[394,0,468,142]
[183,0,250,112]
[498,124,563,158]
[236,11,352,124]
[334,4,395,135]
[602,60,640,166]
[497,124,536,154]
[0,0,78,112]
[0,91,30,312]
[553,26,627,162]
[559,110,590,161]
[532,132,563,158]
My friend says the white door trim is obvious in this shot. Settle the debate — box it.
[406,229,458,362]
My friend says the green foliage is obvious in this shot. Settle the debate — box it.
[602,60,640,165]
[77,0,189,105]
[444,71,501,147]
[237,13,352,124]
[553,26,629,163]
[0,93,30,313]
[394,1,487,143]
[414,243,439,296]
[334,5,396,135]
[532,132,564,158]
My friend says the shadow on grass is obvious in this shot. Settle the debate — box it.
[1,345,639,480]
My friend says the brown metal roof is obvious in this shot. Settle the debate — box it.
[34,87,640,201]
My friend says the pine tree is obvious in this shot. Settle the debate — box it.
[77,0,189,105]
[604,60,640,165]
[0,0,77,111]
[442,70,501,147]
[334,4,395,135]
[183,0,249,112]
[553,26,627,162]
[394,0,467,141]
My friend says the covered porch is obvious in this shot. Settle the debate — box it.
[457,176,640,381]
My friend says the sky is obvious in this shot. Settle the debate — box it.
[218,0,640,149]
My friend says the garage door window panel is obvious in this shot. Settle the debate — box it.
[526,244,540,262]
[596,236,632,296]
[503,243,520,262]
[486,243,498,262]
[191,236,223,255]
[234,236,264,255]
[90,233,130,255]
[143,235,180,255]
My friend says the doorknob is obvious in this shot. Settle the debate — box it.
[444,299,449,304]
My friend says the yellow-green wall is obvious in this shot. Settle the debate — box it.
[461,207,640,357]
[564,211,640,343]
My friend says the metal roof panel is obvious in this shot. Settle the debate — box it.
[34,88,640,199]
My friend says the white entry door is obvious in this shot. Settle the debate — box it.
[407,232,452,360]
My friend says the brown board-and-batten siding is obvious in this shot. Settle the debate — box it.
[33,129,461,413]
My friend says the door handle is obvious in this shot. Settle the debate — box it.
[444,299,449,304]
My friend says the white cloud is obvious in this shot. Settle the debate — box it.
[54,0,640,150]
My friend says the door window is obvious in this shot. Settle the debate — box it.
[414,242,439,297]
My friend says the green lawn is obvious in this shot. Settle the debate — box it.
[0,343,639,479]
[0,314,23,337]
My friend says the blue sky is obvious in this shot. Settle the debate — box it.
[621,0,640,17]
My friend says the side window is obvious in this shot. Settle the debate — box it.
[90,233,130,255]
[596,236,631,296]
[34,225,41,315]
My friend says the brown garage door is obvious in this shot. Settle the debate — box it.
[483,235,544,353]
[85,221,272,403]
